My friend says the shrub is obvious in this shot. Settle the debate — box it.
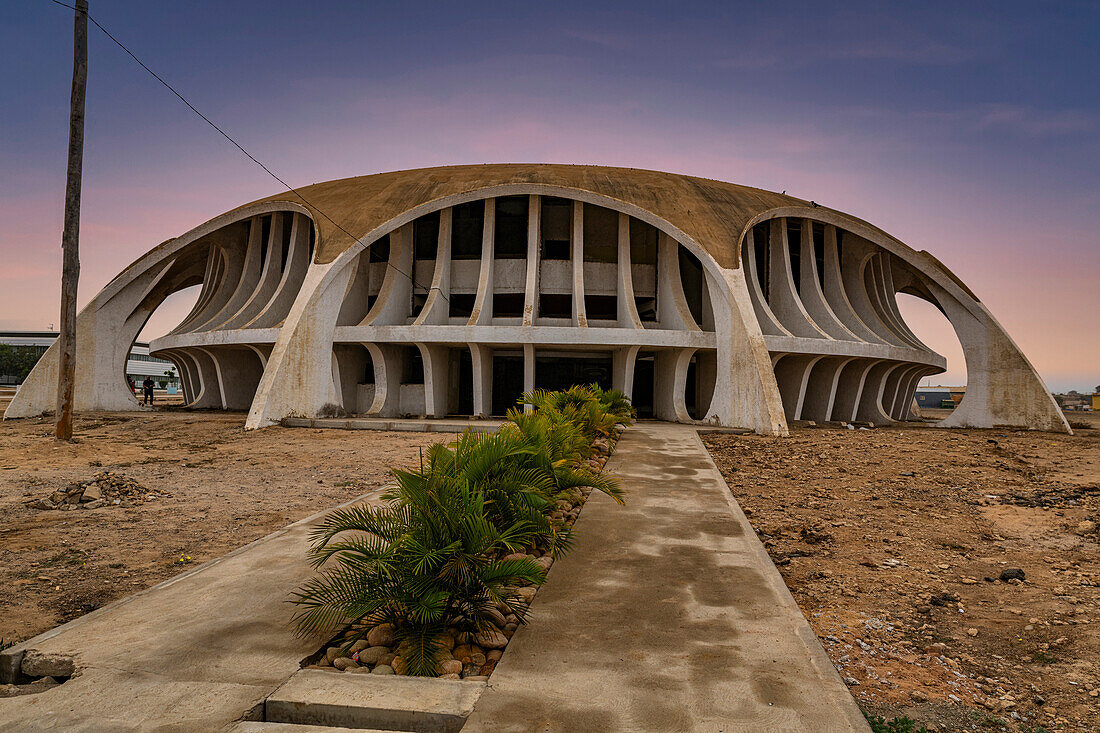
[291,386,633,676]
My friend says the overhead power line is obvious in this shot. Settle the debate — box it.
[46,0,444,302]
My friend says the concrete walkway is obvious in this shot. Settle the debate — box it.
[464,424,868,732]
[0,493,384,732]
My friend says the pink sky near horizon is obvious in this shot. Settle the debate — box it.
[2,3,1097,393]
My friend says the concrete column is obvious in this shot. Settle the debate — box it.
[417,343,451,418]
[469,343,493,417]
[797,220,857,340]
[522,343,535,413]
[571,201,587,327]
[187,348,224,409]
[742,227,791,337]
[336,251,372,326]
[522,196,540,326]
[414,208,452,325]
[799,356,854,423]
[657,233,699,331]
[695,349,717,419]
[612,345,641,397]
[653,348,693,422]
[772,354,822,420]
[246,344,271,369]
[616,212,643,329]
[362,223,413,326]
[210,217,265,330]
[894,367,930,421]
[222,213,286,330]
[767,218,829,339]
[855,361,900,424]
[821,225,881,343]
[469,199,495,325]
[206,346,265,411]
[363,342,404,416]
[830,360,877,422]
[699,266,788,435]
[249,213,311,329]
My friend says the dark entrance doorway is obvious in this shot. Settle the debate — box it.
[457,349,473,416]
[632,354,655,419]
[491,355,524,415]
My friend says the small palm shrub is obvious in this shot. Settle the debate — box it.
[291,450,546,676]
[291,385,633,676]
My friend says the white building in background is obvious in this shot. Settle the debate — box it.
[4,164,1069,434]
[0,331,178,388]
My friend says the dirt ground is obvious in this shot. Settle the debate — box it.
[705,412,1100,733]
[0,412,437,645]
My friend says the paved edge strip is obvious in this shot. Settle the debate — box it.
[688,427,870,731]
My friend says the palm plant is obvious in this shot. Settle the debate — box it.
[503,408,624,506]
[291,449,545,676]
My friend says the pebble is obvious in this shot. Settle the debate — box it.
[440,659,464,675]
[367,623,396,647]
[475,629,508,649]
[348,667,372,674]
[371,665,395,675]
[332,657,358,670]
[356,646,390,665]
[484,608,507,629]
[999,568,1026,582]
[1077,520,1096,535]
[486,649,503,662]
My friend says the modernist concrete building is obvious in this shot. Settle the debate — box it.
[4,165,1069,435]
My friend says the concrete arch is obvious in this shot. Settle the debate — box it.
[4,201,312,419]
[737,206,1069,433]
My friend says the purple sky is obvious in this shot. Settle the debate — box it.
[2,1,1097,391]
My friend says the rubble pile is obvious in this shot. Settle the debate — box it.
[26,472,166,511]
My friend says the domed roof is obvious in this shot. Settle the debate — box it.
[239,163,813,268]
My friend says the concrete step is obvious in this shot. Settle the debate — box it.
[230,723,395,732]
[264,669,485,733]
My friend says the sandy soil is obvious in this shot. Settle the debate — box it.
[705,414,1100,733]
[0,412,437,645]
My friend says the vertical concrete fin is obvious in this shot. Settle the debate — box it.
[571,200,587,327]
[523,195,540,327]
[766,218,830,339]
[413,207,452,326]
[616,211,644,329]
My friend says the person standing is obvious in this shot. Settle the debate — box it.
[142,376,155,406]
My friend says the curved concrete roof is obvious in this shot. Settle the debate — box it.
[238,164,812,268]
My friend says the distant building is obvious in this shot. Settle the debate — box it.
[915,385,964,410]
[0,331,177,388]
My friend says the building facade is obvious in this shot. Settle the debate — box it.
[4,165,1069,434]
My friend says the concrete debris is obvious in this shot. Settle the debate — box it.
[25,471,167,511]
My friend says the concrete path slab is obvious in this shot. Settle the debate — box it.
[265,669,483,732]
[0,492,383,732]
[463,424,869,732]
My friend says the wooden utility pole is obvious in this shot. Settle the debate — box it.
[56,0,88,441]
